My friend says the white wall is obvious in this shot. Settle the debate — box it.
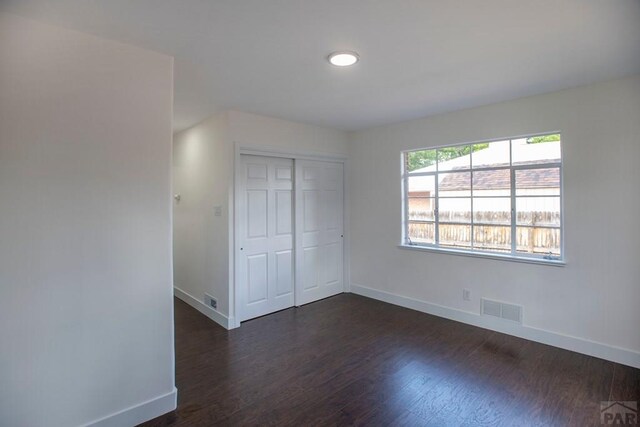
[173,112,232,316]
[0,13,176,426]
[173,110,349,321]
[349,75,640,364]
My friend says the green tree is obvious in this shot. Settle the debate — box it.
[406,150,436,171]
[406,144,489,172]
[526,134,560,144]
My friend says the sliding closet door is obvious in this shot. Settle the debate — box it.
[238,155,294,321]
[295,160,344,305]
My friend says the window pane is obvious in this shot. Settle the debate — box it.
[515,168,560,196]
[408,222,435,244]
[439,198,471,223]
[408,198,435,221]
[439,224,472,249]
[406,149,436,173]
[471,140,510,168]
[473,198,511,225]
[516,197,561,226]
[438,172,471,196]
[408,175,435,195]
[437,145,471,171]
[473,226,512,253]
[472,168,510,195]
[516,227,561,256]
[512,135,561,166]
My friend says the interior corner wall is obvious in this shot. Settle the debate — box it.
[348,75,640,362]
[172,110,349,322]
[173,112,232,316]
[0,13,175,427]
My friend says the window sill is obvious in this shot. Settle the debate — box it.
[397,244,566,267]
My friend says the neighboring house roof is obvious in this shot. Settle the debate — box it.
[439,167,559,191]
[409,139,561,192]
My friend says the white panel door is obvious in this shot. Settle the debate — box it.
[295,160,344,305]
[238,155,294,321]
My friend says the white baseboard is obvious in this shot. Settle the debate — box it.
[174,286,233,330]
[83,387,177,427]
[351,283,640,369]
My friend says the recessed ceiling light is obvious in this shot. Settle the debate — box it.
[328,51,359,67]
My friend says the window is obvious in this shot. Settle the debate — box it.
[403,133,562,262]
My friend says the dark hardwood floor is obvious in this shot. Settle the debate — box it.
[142,294,639,426]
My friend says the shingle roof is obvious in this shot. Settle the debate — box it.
[439,168,559,191]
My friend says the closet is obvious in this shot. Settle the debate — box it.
[237,154,344,322]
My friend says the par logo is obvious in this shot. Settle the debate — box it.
[600,401,638,425]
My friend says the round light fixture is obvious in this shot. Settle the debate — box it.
[328,51,359,67]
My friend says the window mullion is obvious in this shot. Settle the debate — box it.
[510,169,517,255]
[470,169,474,250]
[559,165,564,258]
[404,174,410,244]
[435,172,440,247]
[510,140,517,255]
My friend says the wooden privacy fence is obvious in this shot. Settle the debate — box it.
[409,210,561,254]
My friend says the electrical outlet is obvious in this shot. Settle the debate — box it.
[214,205,222,217]
[463,288,471,301]
[205,293,217,310]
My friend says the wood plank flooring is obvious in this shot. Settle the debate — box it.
[142,294,639,426]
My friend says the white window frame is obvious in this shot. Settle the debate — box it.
[400,133,565,266]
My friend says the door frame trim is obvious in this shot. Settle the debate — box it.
[231,142,349,328]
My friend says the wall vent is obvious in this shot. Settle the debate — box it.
[481,298,522,324]
[205,293,217,310]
